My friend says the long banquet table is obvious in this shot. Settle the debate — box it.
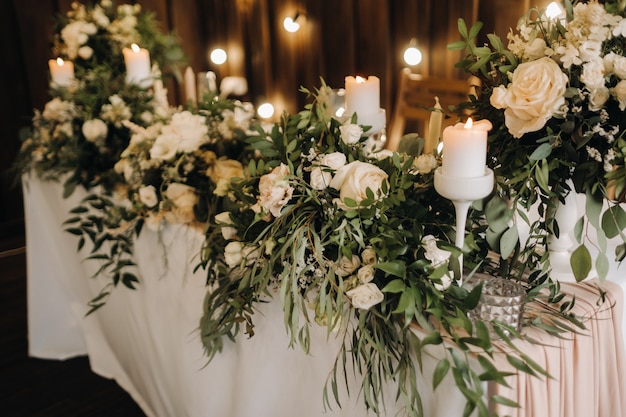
[23,176,626,417]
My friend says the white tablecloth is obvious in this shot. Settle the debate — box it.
[23,176,626,417]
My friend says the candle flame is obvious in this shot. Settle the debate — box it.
[131,43,140,53]
[464,117,473,129]
[56,57,65,66]
[355,76,366,83]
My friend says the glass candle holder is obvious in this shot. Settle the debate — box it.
[466,276,526,339]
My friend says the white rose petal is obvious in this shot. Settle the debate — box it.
[320,152,347,169]
[611,80,626,110]
[257,163,293,217]
[346,283,384,310]
[138,185,159,208]
[224,241,244,268]
[81,119,108,143]
[330,161,389,209]
[357,265,375,283]
[309,167,332,190]
[339,124,363,145]
[335,254,361,277]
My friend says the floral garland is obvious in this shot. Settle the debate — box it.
[198,84,584,416]
[64,94,257,313]
[451,0,626,281]
[16,0,186,195]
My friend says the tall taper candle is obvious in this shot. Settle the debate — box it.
[425,96,443,154]
[184,66,197,104]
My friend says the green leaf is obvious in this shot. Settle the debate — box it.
[570,244,592,282]
[375,261,406,277]
[382,279,406,293]
[535,160,550,194]
[529,143,552,161]
[585,191,602,229]
[447,41,467,51]
[458,18,468,39]
[433,358,450,390]
[499,226,519,258]
[595,252,609,281]
[601,205,626,239]
[468,21,484,39]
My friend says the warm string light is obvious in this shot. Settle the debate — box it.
[210,48,227,65]
[403,38,423,66]
[546,1,565,20]
[283,11,305,33]
[257,102,275,119]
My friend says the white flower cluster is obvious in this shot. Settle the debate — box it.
[491,2,626,171]
[59,0,141,60]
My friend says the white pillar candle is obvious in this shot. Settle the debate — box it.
[425,96,443,154]
[442,118,492,178]
[48,58,74,87]
[184,66,197,104]
[123,44,151,87]
[344,75,380,117]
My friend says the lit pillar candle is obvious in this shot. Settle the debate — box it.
[344,75,380,118]
[123,43,151,87]
[184,66,197,104]
[48,58,74,87]
[425,96,443,154]
[441,118,492,178]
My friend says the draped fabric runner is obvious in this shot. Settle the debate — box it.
[23,176,626,417]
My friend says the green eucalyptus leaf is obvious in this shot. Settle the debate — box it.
[376,261,406,277]
[595,252,609,281]
[433,358,450,390]
[570,244,592,282]
[616,243,626,262]
[500,226,519,258]
[529,143,552,161]
[382,279,406,293]
[585,191,602,229]
[601,205,626,239]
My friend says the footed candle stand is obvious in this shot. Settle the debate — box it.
[434,167,494,284]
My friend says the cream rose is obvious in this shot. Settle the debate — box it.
[339,124,363,145]
[138,185,159,208]
[357,265,375,283]
[611,80,626,110]
[162,111,209,153]
[490,57,567,138]
[224,241,244,268]
[335,254,361,277]
[257,163,293,217]
[82,118,108,144]
[361,247,377,265]
[164,183,198,224]
[207,158,244,196]
[214,211,238,240]
[309,167,332,190]
[330,161,389,209]
[346,283,384,310]
[580,59,606,89]
[412,154,438,174]
[613,55,626,80]
[588,87,610,111]
[320,152,347,169]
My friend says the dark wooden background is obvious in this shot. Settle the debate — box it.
[0,0,549,239]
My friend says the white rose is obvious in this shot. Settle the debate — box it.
[164,183,198,224]
[588,87,610,111]
[224,241,244,268]
[309,166,332,190]
[346,283,384,310]
[412,154,438,174]
[42,97,75,122]
[78,45,94,60]
[257,163,293,217]
[604,52,618,74]
[578,40,602,63]
[490,57,567,138]
[330,161,389,209]
[361,247,377,265]
[612,55,626,80]
[150,133,179,161]
[320,152,347,169]
[580,59,605,89]
[421,235,451,267]
[611,80,626,110]
[339,124,363,145]
[207,158,244,196]
[335,254,361,277]
[489,85,508,109]
[162,111,209,153]
[81,119,108,143]
[138,185,159,208]
[357,265,375,283]
[215,212,238,240]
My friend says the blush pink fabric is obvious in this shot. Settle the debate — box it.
[489,280,626,417]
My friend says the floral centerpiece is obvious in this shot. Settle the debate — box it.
[63,94,257,312]
[16,0,186,196]
[197,84,581,416]
[451,0,626,281]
